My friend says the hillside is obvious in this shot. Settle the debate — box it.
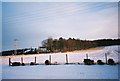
[2,45,119,64]
[1,45,119,79]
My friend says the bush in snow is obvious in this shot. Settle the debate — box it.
[108,59,115,65]
[30,62,36,65]
[21,63,25,66]
[84,59,94,65]
[45,60,51,65]
[97,60,105,65]
[12,62,21,66]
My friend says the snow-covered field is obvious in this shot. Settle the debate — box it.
[2,64,118,79]
[1,45,119,79]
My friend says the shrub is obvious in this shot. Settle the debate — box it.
[21,63,25,66]
[30,62,36,65]
[12,62,21,66]
[108,59,115,65]
[97,60,104,65]
[84,59,94,65]
[45,60,51,65]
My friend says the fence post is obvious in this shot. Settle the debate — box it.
[21,57,23,64]
[35,57,36,64]
[105,53,107,64]
[9,58,11,66]
[49,55,51,63]
[66,54,68,64]
[86,54,88,59]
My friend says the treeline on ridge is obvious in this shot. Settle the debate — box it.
[1,38,120,56]
[42,37,120,52]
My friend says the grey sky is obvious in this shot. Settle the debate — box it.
[2,2,118,51]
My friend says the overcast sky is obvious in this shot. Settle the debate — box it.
[2,2,118,51]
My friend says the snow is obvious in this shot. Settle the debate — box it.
[1,45,119,79]
[2,64,118,79]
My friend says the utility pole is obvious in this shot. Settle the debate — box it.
[14,39,18,55]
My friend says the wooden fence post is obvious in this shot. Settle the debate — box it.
[21,57,23,64]
[86,54,88,59]
[9,58,11,66]
[35,57,36,64]
[66,54,68,64]
[105,53,107,64]
[49,55,51,63]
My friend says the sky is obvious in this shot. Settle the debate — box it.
[2,2,118,51]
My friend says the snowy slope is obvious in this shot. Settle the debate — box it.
[2,45,119,64]
[1,45,119,79]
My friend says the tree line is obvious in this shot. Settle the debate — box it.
[1,38,120,56]
[42,37,120,52]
